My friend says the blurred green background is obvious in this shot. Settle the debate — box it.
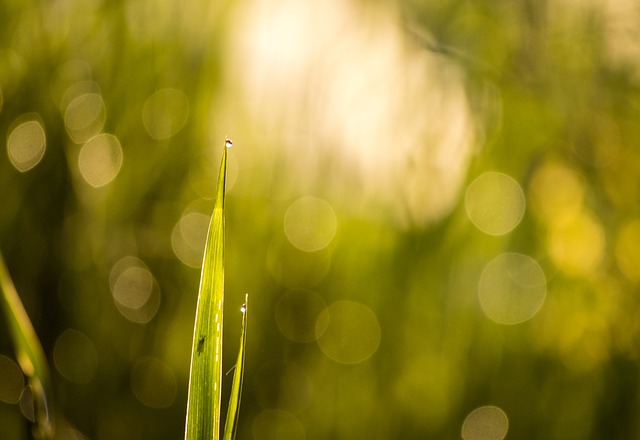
[2,0,640,439]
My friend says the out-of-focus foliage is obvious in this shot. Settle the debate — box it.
[1,0,640,439]
[1,253,54,439]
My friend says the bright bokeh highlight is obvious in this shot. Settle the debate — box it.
[465,172,525,236]
[7,118,46,172]
[64,93,106,143]
[284,196,337,252]
[78,134,123,187]
[461,405,509,440]
[546,211,605,276]
[529,161,584,227]
[315,300,381,364]
[478,253,546,325]
[109,256,161,323]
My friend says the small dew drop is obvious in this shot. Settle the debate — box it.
[225,139,233,149]
[241,304,247,314]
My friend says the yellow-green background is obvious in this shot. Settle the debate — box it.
[2,0,640,439]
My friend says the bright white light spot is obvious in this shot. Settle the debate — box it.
[465,172,525,236]
[78,134,123,187]
[171,211,209,268]
[284,196,337,252]
[142,88,189,140]
[478,253,546,325]
[53,329,98,384]
[225,139,233,148]
[64,93,106,143]
[7,119,46,172]
[315,300,380,364]
[232,0,477,226]
[462,405,509,440]
[130,357,177,408]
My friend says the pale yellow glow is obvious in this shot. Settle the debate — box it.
[109,256,161,323]
[529,161,584,227]
[465,172,525,236]
[64,93,106,143]
[547,211,605,276]
[478,253,546,325]
[462,406,509,440]
[78,134,123,187]
[171,211,210,268]
[7,119,46,172]
[229,0,477,225]
[284,196,337,252]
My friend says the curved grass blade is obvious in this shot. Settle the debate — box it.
[0,252,54,439]
[222,294,248,440]
[185,140,230,440]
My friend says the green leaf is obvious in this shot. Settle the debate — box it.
[185,140,229,440]
[0,253,54,440]
[222,294,248,440]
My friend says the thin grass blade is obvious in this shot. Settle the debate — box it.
[222,294,248,440]
[0,253,54,439]
[185,141,229,440]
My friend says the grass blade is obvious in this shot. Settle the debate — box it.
[184,140,230,440]
[0,252,54,439]
[222,294,248,440]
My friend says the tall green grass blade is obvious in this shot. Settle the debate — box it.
[0,253,54,440]
[222,294,248,440]
[184,140,230,440]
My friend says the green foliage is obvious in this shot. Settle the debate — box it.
[2,1,640,439]
[222,294,248,440]
[185,142,246,440]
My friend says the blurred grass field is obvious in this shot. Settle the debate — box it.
[2,0,640,439]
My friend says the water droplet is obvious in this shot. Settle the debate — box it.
[240,304,247,313]
[225,138,233,149]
